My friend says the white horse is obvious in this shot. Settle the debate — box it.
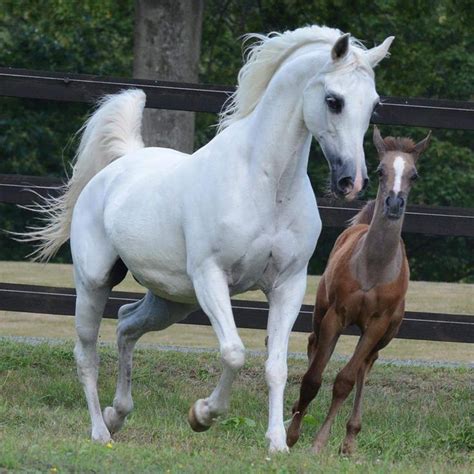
[24,26,393,452]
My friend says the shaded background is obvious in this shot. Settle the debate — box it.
[0,0,472,281]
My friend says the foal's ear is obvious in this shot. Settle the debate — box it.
[414,131,432,158]
[331,33,350,60]
[373,125,386,157]
[365,36,395,68]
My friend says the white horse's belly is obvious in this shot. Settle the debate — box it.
[84,146,318,304]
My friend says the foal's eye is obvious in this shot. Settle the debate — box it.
[410,172,419,181]
[376,168,384,178]
[325,95,343,113]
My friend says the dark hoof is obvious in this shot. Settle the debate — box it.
[286,433,298,448]
[286,410,302,447]
[188,404,211,432]
[339,442,355,457]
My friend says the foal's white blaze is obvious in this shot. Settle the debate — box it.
[393,156,406,193]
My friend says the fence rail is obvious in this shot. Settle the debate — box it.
[1,283,472,343]
[1,67,473,344]
[1,67,474,130]
[1,173,473,237]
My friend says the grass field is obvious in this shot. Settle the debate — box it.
[0,340,472,473]
[1,262,473,364]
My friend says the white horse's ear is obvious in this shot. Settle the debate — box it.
[331,33,350,61]
[365,36,395,68]
[373,125,386,156]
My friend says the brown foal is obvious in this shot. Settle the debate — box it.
[287,126,431,454]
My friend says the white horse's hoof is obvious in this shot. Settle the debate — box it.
[103,406,126,435]
[267,429,290,454]
[268,443,290,454]
[91,426,112,444]
[188,401,211,432]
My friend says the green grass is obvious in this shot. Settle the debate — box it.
[0,341,472,473]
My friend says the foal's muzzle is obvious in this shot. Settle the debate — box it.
[384,192,405,220]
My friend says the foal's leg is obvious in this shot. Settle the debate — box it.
[188,265,245,431]
[339,351,378,455]
[286,306,342,447]
[341,315,403,455]
[103,292,194,434]
[306,278,328,361]
[264,271,309,453]
[311,316,391,454]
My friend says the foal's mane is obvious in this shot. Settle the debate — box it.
[350,200,376,226]
[218,25,368,132]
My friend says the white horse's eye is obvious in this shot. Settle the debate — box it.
[325,95,344,114]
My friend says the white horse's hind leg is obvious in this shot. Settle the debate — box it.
[71,206,127,443]
[74,284,114,443]
[188,266,245,431]
[265,271,308,453]
[103,292,194,434]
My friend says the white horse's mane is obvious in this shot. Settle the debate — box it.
[218,25,368,132]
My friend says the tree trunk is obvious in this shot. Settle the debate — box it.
[133,0,203,153]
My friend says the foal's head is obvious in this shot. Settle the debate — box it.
[373,126,431,220]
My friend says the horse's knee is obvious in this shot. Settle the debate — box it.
[294,372,322,410]
[118,302,135,321]
[265,360,287,388]
[221,343,245,372]
[302,371,322,394]
[74,341,99,383]
[75,321,100,346]
[333,372,355,399]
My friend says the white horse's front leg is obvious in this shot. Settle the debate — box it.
[265,271,307,453]
[188,264,245,431]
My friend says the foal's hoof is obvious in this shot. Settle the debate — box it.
[340,441,356,457]
[188,403,211,432]
[286,412,302,447]
[286,428,300,448]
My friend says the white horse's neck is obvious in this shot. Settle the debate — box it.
[237,48,329,197]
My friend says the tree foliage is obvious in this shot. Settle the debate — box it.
[0,0,472,280]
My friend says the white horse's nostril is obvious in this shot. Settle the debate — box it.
[337,177,354,195]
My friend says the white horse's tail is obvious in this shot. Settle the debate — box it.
[18,89,146,262]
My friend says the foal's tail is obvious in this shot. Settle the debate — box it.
[18,89,146,261]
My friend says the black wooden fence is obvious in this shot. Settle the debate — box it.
[1,67,473,344]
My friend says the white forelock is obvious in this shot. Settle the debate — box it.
[217,25,369,132]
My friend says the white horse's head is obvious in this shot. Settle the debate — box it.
[302,34,394,200]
